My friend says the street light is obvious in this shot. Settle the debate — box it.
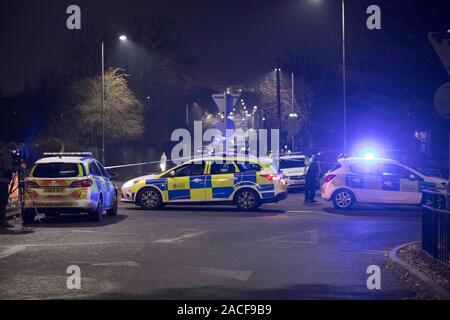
[309,0,347,152]
[101,34,128,165]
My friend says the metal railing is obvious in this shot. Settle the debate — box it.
[422,190,450,266]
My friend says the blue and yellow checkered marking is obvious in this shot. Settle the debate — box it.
[137,169,279,203]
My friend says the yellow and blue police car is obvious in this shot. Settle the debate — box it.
[121,156,288,211]
[23,153,118,223]
[321,157,447,209]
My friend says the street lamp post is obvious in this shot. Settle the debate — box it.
[101,41,105,165]
[101,34,128,165]
[309,0,347,152]
[341,0,347,153]
[276,60,282,155]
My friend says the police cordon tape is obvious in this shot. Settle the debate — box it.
[103,154,279,170]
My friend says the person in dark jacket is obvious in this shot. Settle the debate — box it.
[304,153,320,203]
[0,142,22,228]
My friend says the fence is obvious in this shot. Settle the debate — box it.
[422,190,450,266]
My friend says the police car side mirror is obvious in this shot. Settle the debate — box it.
[409,174,416,181]
[170,170,176,177]
[108,171,119,180]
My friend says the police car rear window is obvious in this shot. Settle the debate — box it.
[32,163,80,178]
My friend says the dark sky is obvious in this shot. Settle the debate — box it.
[0,0,347,95]
[1,0,450,95]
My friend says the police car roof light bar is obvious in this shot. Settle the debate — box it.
[42,152,93,157]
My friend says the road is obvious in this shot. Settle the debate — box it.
[0,192,421,300]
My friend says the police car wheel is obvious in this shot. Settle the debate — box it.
[107,191,118,216]
[138,188,163,210]
[332,189,355,209]
[90,197,103,222]
[235,189,260,211]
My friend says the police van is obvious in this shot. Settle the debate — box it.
[321,157,447,209]
[23,153,118,223]
[121,156,288,211]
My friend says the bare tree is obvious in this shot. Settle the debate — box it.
[256,73,313,147]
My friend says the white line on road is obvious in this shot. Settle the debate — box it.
[0,245,26,260]
[69,260,140,267]
[287,210,345,218]
[256,230,319,245]
[185,266,254,282]
[153,232,203,244]
[69,229,135,235]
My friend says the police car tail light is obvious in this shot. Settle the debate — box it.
[324,174,336,183]
[25,180,39,188]
[260,173,281,182]
[70,179,93,188]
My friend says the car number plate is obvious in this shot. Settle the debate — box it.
[44,187,66,193]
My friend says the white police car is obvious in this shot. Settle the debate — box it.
[279,155,307,189]
[23,153,118,223]
[321,157,447,209]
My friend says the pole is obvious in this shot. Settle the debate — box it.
[276,59,282,154]
[101,41,105,165]
[292,72,295,151]
[186,104,189,126]
[291,72,294,114]
[342,0,347,153]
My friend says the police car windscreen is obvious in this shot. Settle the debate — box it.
[33,163,80,178]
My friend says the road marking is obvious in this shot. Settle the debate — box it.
[153,232,203,244]
[287,210,322,213]
[70,230,134,235]
[359,250,386,255]
[70,261,140,267]
[287,210,346,218]
[186,266,254,282]
[0,234,205,252]
[0,245,26,260]
[257,230,318,245]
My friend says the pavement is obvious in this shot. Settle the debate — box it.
[0,192,422,300]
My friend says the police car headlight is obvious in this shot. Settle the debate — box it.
[122,180,137,190]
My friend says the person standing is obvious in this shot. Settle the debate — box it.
[0,142,18,228]
[304,153,319,203]
[160,152,167,172]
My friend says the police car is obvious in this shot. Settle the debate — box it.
[321,157,447,209]
[121,156,288,211]
[23,153,118,223]
[279,154,307,189]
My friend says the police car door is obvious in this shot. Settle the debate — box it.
[207,161,237,200]
[167,161,206,202]
[378,164,420,204]
[347,162,382,203]
[96,161,114,208]
[88,161,104,205]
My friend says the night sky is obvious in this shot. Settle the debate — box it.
[1,0,449,94]
[0,0,380,95]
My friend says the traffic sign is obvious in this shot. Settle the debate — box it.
[429,32,450,76]
[212,93,240,114]
[434,82,450,120]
